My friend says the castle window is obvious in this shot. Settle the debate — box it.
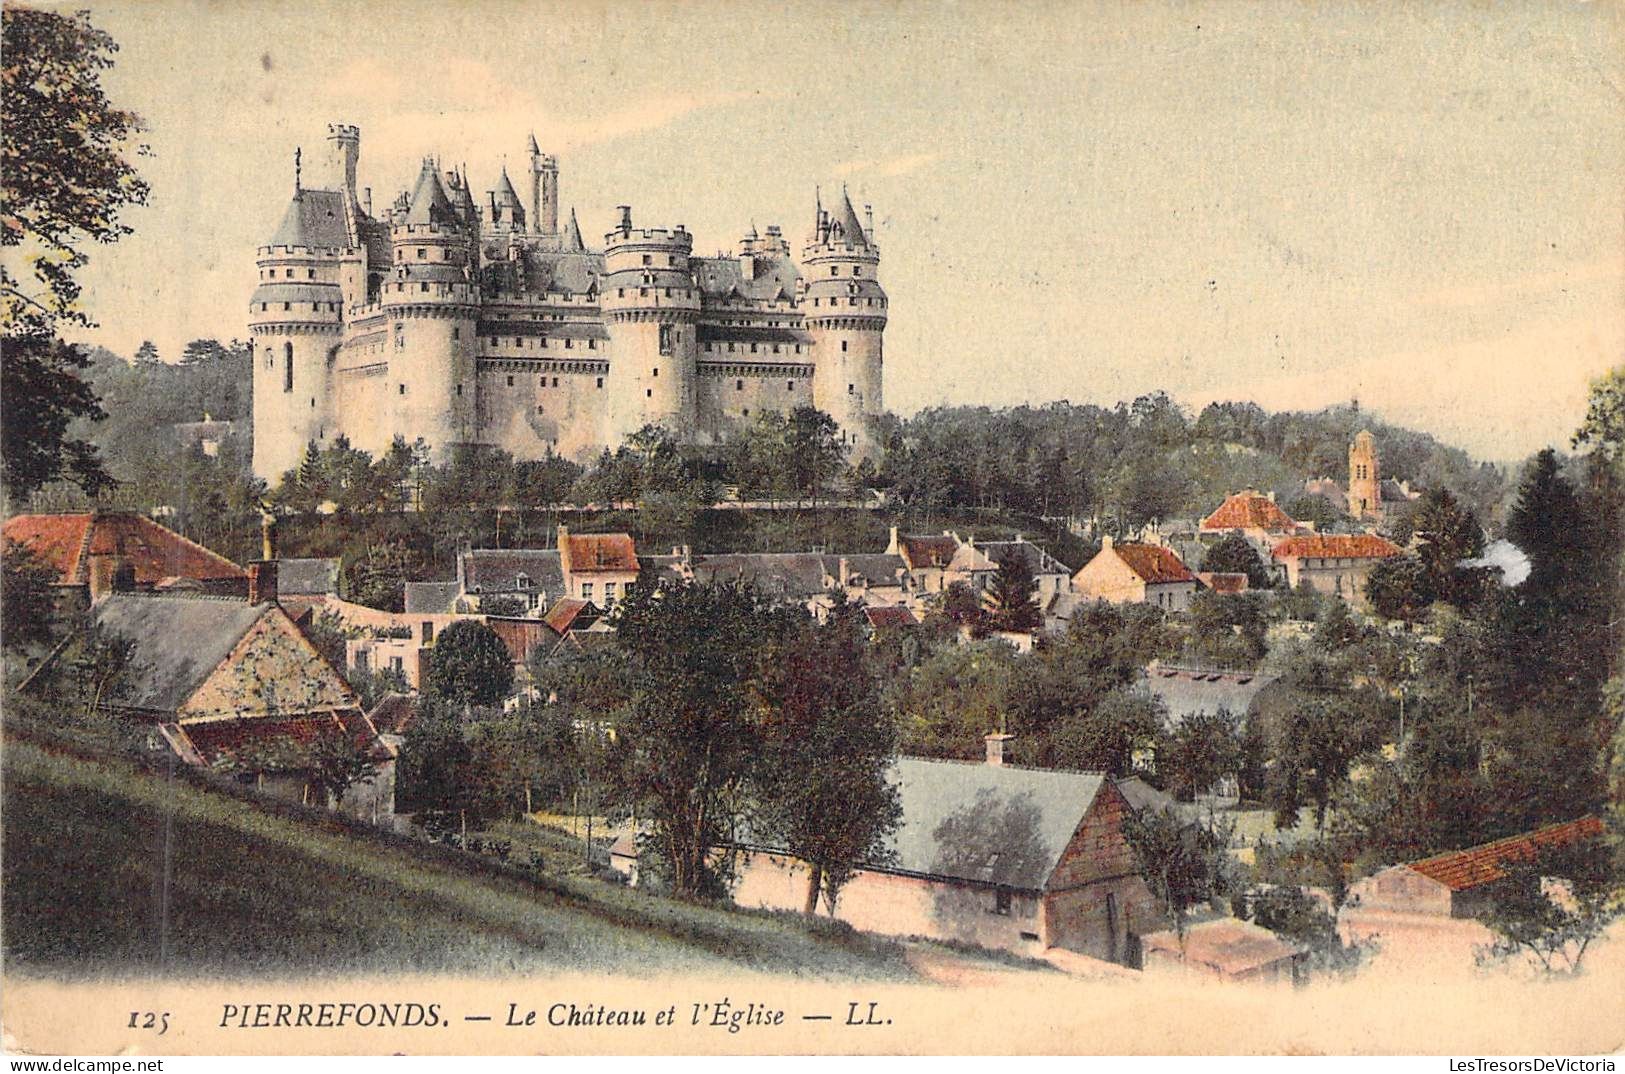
[565,339,573,349]
[639,287,648,297]
[659,324,674,356]
[645,389,652,398]
[261,303,267,312]
[285,268,294,278]
[841,340,848,352]
[537,405,544,413]
[787,380,794,391]
[750,343,757,353]
[727,343,735,353]
[853,266,861,275]
[704,342,712,352]
[398,384,406,395]
[283,302,291,311]
[830,266,838,276]
[848,383,855,393]
[489,337,497,347]
[540,338,548,348]
[283,342,293,393]
[420,282,429,292]
[452,327,460,339]
[849,297,857,306]
[417,248,426,259]
[652,367,659,377]
[588,339,596,350]
[772,344,780,354]
[736,380,743,391]
[641,255,651,266]
[506,375,514,387]
[596,377,604,389]
[553,377,560,386]
[795,345,801,354]
[457,384,463,396]
[618,288,624,298]
[515,338,523,348]
[743,408,750,416]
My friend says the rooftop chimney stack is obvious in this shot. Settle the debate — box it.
[248,561,278,605]
[984,731,1014,767]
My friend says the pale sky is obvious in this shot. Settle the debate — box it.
[53,0,1625,463]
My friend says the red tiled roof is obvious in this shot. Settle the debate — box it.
[484,615,560,664]
[1202,492,1299,533]
[563,532,639,574]
[175,712,391,769]
[366,693,418,737]
[898,534,959,568]
[1199,572,1249,594]
[1405,817,1603,892]
[544,597,596,634]
[2,512,245,587]
[863,605,917,629]
[1271,534,1402,560]
[1113,542,1196,584]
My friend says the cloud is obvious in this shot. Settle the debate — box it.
[834,152,943,179]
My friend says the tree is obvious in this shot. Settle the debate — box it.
[1122,806,1230,941]
[612,579,792,896]
[1242,886,1367,977]
[1187,590,1268,668]
[344,541,417,612]
[302,720,380,809]
[1,538,59,654]
[1571,365,1625,468]
[755,603,901,913]
[423,620,514,707]
[1155,709,1242,802]
[1198,533,1274,591]
[986,554,1041,632]
[1047,687,1161,776]
[1411,487,1489,608]
[1364,554,1433,623]
[1477,837,1623,976]
[3,6,149,501]
[1267,692,1378,831]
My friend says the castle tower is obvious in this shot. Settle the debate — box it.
[601,205,700,443]
[801,188,886,459]
[250,149,349,481]
[1349,429,1382,522]
[528,133,559,238]
[375,158,480,461]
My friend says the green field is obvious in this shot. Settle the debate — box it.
[1,733,920,982]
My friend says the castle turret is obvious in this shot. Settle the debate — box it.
[377,158,480,460]
[1349,429,1382,522]
[488,165,527,234]
[528,133,559,238]
[801,188,886,458]
[601,205,700,443]
[250,148,352,480]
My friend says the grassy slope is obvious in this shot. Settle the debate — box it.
[1,736,916,981]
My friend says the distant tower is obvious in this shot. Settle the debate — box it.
[601,205,700,443]
[528,133,559,238]
[250,149,347,481]
[1349,429,1382,522]
[801,187,886,459]
[378,158,479,460]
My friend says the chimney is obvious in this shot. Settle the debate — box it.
[984,732,1014,767]
[838,557,851,587]
[617,205,632,233]
[887,525,900,555]
[1102,533,1114,550]
[248,561,278,605]
[260,510,277,561]
[363,187,373,215]
[1267,490,1277,503]
[88,553,134,602]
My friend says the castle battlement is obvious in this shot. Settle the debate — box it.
[250,123,888,482]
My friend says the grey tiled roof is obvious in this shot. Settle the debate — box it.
[1137,665,1283,728]
[973,539,1070,576]
[690,552,831,601]
[276,558,340,596]
[85,594,268,712]
[692,253,801,302]
[821,553,908,587]
[403,580,460,614]
[460,549,564,597]
[267,189,350,248]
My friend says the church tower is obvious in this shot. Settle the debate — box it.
[1349,429,1382,522]
[528,133,559,239]
[801,189,886,459]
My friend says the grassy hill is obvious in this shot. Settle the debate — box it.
[1,728,920,981]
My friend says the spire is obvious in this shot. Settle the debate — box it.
[294,147,302,192]
[833,185,869,247]
[528,131,541,156]
[496,165,522,201]
[405,157,457,225]
[563,207,584,252]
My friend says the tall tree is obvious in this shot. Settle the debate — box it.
[3,6,148,501]
[1198,533,1275,591]
[423,620,514,708]
[755,602,901,913]
[987,553,1041,632]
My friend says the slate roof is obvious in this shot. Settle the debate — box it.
[267,189,351,248]
[3,512,246,588]
[367,692,419,737]
[276,558,340,596]
[691,552,831,600]
[1202,491,1299,533]
[1111,542,1196,584]
[1141,917,1304,975]
[82,594,269,713]
[1137,664,1282,728]
[738,757,1107,892]
[693,254,802,303]
[824,553,908,587]
[974,539,1070,577]
[1403,817,1604,892]
[562,208,585,253]
[403,580,460,614]
[1271,534,1402,560]
[460,549,564,595]
[405,160,457,226]
[563,532,639,574]
[831,190,870,248]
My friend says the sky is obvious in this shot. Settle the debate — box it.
[48,0,1625,463]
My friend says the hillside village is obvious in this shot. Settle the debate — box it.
[6,410,1622,985]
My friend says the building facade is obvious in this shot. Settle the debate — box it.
[251,124,888,481]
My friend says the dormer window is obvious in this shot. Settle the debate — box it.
[517,573,531,589]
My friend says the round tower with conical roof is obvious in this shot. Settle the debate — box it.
[601,205,700,443]
[801,189,886,459]
[250,149,349,481]
[377,158,480,460]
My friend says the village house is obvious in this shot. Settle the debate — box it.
[1200,490,1305,554]
[1134,663,1290,800]
[558,526,640,609]
[3,511,249,627]
[24,563,395,822]
[1071,536,1199,612]
[1270,533,1402,610]
[972,537,1073,600]
[886,527,999,595]
[1338,817,1604,967]
[721,735,1160,963]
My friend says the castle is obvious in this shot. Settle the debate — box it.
[250,124,887,482]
